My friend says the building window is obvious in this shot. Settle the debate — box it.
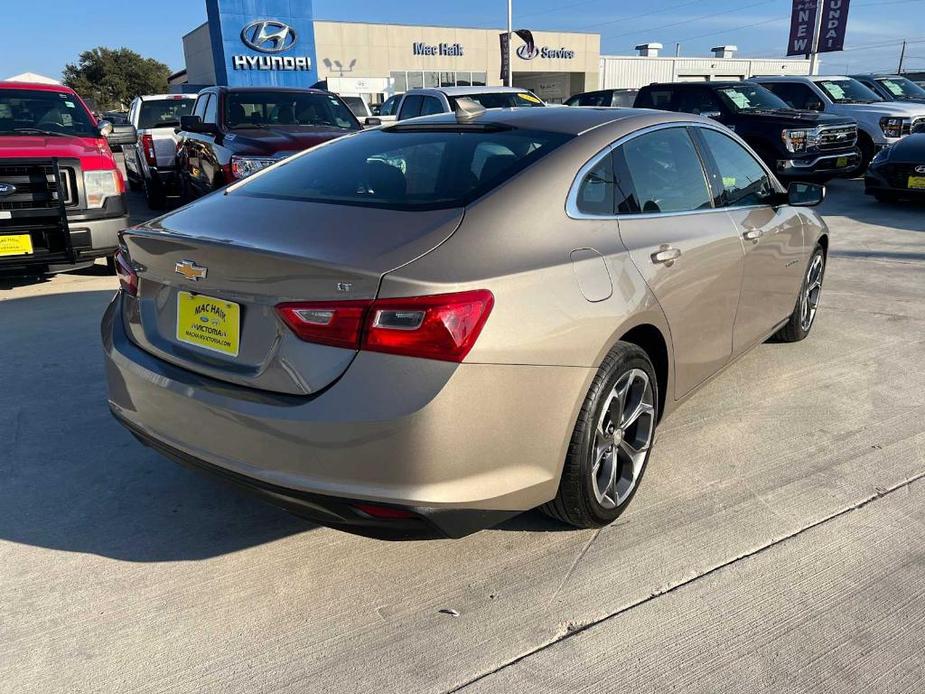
[424,71,440,88]
[472,72,487,87]
[390,71,407,93]
[408,71,424,90]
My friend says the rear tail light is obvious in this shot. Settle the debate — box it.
[276,289,494,363]
[140,134,157,166]
[114,248,138,296]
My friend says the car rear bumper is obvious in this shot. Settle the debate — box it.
[777,148,861,176]
[102,292,592,535]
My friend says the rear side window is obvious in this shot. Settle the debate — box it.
[237,127,573,210]
[419,96,444,116]
[574,151,637,215]
[636,89,674,109]
[138,99,194,129]
[463,92,544,108]
[618,128,712,214]
[696,128,773,207]
[675,88,722,116]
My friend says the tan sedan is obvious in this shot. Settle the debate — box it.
[103,106,827,538]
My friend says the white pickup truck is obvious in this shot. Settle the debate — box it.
[123,94,196,209]
[752,75,925,170]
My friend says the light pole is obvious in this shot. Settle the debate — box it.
[808,0,824,75]
[507,0,513,87]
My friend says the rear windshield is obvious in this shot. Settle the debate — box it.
[225,91,360,130]
[138,98,194,129]
[0,88,96,137]
[236,126,572,210]
[452,92,544,109]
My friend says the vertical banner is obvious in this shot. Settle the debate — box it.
[787,0,819,56]
[514,29,536,58]
[817,0,851,53]
[499,32,510,82]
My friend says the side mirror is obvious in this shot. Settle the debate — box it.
[701,111,723,120]
[107,124,137,146]
[787,181,825,207]
[97,120,114,137]
[364,117,382,127]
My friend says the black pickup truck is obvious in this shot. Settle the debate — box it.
[634,81,860,181]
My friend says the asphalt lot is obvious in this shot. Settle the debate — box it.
[1,176,923,693]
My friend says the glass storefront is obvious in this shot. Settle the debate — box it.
[390,70,487,92]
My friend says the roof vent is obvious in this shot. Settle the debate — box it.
[635,43,663,57]
[711,45,738,59]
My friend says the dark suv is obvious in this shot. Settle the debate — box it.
[176,87,361,200]
[635,81,860,180]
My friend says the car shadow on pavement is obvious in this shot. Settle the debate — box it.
[0,290,312,562]
[818,181,925,232]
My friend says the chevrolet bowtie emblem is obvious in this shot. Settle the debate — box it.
[175,260,208,281]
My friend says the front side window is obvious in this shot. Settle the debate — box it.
[193,94,210,119]
[0,88,97,137]
[419,96,445,116]
[816,79,881,104]
[762,82,824,111]
[697,128,773,207]
[138,98,195,129]
[398,95,423,120]
[379,95,400,116]
[237,127,572,210]
[224,91,359,130]
[618,128,712,214]
[637,89,673,109]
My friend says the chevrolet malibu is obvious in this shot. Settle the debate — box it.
[103,107,828,538]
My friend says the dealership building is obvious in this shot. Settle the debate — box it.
[170,0,812,104]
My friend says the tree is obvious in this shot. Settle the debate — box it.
[63,47,170,111]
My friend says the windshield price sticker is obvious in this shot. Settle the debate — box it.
[721,90,751,109]
[822,82,846,100]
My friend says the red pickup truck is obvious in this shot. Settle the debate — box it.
[0,81,136,273]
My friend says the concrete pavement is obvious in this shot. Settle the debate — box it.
[0,180,923,693]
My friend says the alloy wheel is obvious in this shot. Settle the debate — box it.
[591,368,656,510]
[800,253,824,332]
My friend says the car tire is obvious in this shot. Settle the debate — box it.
[873,191,897,204]
[143,175,167,210]
[542,342,659,529]
[105,255,118,276]
[770,245,825,343]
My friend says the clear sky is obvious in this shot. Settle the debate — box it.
[5,0,925,80]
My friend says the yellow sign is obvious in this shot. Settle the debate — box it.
[908,176,925,190]
[836,156,849,168]
[176,291,240,357]
[0,234,34,257]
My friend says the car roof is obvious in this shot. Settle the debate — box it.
[385,106,702,135]
[753,75,851,82]
[136,93,196,100]
[0,81,76,94]
[407,86,535,96]
[214,86,331,94]
[645,81,750,89]
[850,73,903,79]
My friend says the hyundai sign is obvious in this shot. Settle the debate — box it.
[205,0,318,86]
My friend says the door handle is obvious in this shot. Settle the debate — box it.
[651,246,682,266]
[743,228,764,242]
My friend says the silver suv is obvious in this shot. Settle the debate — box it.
[395,86,544,120]
[752,75,925,169]
[123,94,197,209]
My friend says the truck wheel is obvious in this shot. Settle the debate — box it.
[127,172,143,192]
[857,133,876,173]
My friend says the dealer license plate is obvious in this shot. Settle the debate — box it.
[176,291,240,357]
[907,176,925,190]
[836,156,849,168]
[0,234,34,257]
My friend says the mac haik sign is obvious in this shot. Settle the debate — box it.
[787,0,851,56]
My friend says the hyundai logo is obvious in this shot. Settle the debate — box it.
[241,20,297,54]
[916,165,925,174]
[516,44,540,60]
[0,182,16,197]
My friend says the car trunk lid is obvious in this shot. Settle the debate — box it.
[121,192,463,394]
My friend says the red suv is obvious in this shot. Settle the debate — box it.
[0,81,135,273]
